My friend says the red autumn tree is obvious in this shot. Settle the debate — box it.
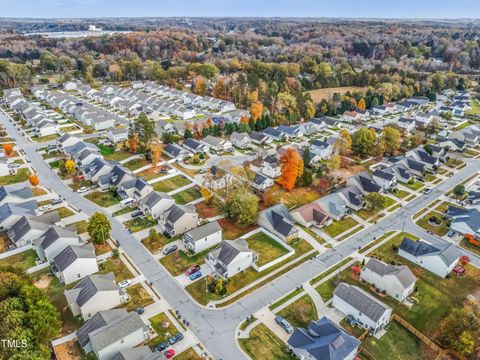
[29,174,39,186]
[2,143,13,156]
[278,148,304,191]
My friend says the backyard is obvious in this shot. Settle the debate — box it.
[103,149,131,161]
[152,175,191,192]
[124,157,151,171]
[85,190,120,207]
[45,206,75,219]
[172,186,202,205]
[245,231,290,267]
[0,249,38,271]
[136,166,167,181]
[97,257,134,282]
[265,184,323,209]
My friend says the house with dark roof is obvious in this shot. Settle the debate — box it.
[54,243,98,285]
[34,226,81,263]
[77,309,149,360]
[7,212,60,247]
[263,127,285,141]
[117,178,152,202]
[310,140,333,163]
[0,200,38,230]
[361,258,417,301]
[258,204,299,242]
[183,221,222,254]
[346,171,381,195]
[0,184,34,206]
[182,138,209,154]
[446,206,480,236]
[383,162,413,184]
[438,138,466,152]
[202,165,233,191]
[372,169,396,191]
[261,154,281,178]
[137,191,175,220]
[65,273,129,320]
[251,172,274,192]
[83,158,114,183]
[160,204,198,237]
[277,125,303,138]
[205,238,257,278]
[332,283,392,335]
[249,131,272,145]
[287,316,360,360]
[338,186,364,211]
[98,165,135,190]
[406,148,440,171]
[163,143,190,159]
[291,203,332,229]
[57,133,82,152]
[316,193,348,221]
[398,237,460,278]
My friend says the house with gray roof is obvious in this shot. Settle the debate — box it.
[57,133,82,152]
[111,346,161,360]
[82,158,114,183]
[8,212,60,247]
[333,283,392,335]
[98,165,135,190]
[0,200,38,230]
[346,171,382,195]
[163,143,190,159]
[65,273,129,320]
[182,138,209,154]
[202,135,232,152]
[34,225,81,263]
[137,191,175,220]
[107,128,129,144]
[316,193,348,221]
[230,131,252,149]
[205,239,257,278]
[251,172,274,192]
[360,258,416,301]
[77,309,149,360]
[0,184,33,206]
[372,169,396,191]
[183,221,222,254]
[54,243,98,285]
[288,316,360,360]
[398,237,459,278]
[338,186,364,211]
[117,178,152,202]
[258,204,299,242]
[446,206,480,236]
[160,204,198,237]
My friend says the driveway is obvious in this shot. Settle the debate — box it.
[175,263,215,287]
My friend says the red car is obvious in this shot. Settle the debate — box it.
[184,265,201,276]
[164,349,175,359]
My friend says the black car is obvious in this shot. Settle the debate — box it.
[51,198,63,205]
[131,210,143,218]
[162,245,178,256]
[168,332,184,345]
[153,341,169,352]
[133,307,144,314]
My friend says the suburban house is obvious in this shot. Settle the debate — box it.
[230,131,252,149]
[110,347,157,360]
[406,148,440,171]
[263,127,285,141]
[137,191,175,220]
[182,138,209,154]
[291,203,332,229]
[261,155,281,178]
[446,206,480,236]
[183,220,222,254]
[8,212,60,247]
[202,135,232,152]
[316,193,348,220]
[98,165,135,190]
[277,125,304,138]
[309,140,333,163]
[160,204,198,237]
[57,133,82,152]
[76,309,149,360]
[53,243,99,285]
[117,178,152,202]
[107,128,129,144]
[83,158,114,184]
[438,138,466,152]
[249,131,272,145]
[75,148,103,168]
[338,186,364,211]
[258,204,299,242]
[163,143,190,159]
[398,237,460,278]
[288,316,361,360]
[360,258,417,301]
[34,226,81,263]
[0,185,34,205]
[205,239,257,278]
[202,165,233,191]
[251,172,274,192]
[346,171,382,195]
[65,273,129,320]
[333,283,392,335]
[0,200,38,230]
[372,169,397,191]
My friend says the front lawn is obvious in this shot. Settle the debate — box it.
[392,189,411,199]
[32,134,59,142]
[149,312,178,346]
[175,348,202,360]
[97,258,134,282]
[32,187,47,196]
[0,168,30,186]
[277,294,318,328]
[160,248,208,276]
[112,206,137,217]
[103,149,131,161]
[124,157,151,171]
[72,220,88,234]
[123,284,154,311]
[415,211,450,236]
[245,231,289,267]
[152,175,191,193]
[172,186,202,204]
[323,217,359,238]
[124,217,158,233]
[239,323,296,360]
[405,181,424,191]
[46,207,75,219]
[141,231,171,254]
[0,249,38,271]
[85,190,120,207]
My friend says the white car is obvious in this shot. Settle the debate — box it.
[39,204,52,212]
[77,186,89,194]
[118,280,131,288]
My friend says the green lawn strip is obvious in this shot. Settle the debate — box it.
[46,207,75,219]
[392,189,410,199]
[277,294,318,328]
[0,168,30,186]
[152,175,191,192]
[239,317,258,331]
[172,186,202,205]
[103,150,132,161]
[297,224,327,245]
[337,225,365,241]
[434,201,461,213]
[97,258,134,282]
[122,284,154,311]
[388,203,402,212]
[0,249,38,271]
[49,160,60,169]
[32,134,59,142]
[415,211,450,236]
[356,208,377,221]
[84,190,120,207]
[72,220,89,234]
[185,239,314,306]
[160,248,209,276]
[359,231,396,254]
[459,237,480,256]
[113,206,137,217]
[405,181,424,191]
[323,217,359,238]
[269,288,304,311]
[124,217,158,233]
[404,194,417,202]
[174,348,202,360]
[309,256,353,286]
[238,323,297,360]
[245,232,289,267]
[124,157,151,171]
[149,312,178,346]
[413,207,429,220]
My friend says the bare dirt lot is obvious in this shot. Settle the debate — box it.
[308,86,366,102]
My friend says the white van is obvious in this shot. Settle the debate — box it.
[120,198,134,208]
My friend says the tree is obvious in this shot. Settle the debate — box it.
[357,98,366,110]
[65,159,76,173]
[88,212,112,245]
[335,129,352,155]
[251,101,264,122]
[364,193,387,212]
[351,127,376,157]
[381,126,401,155]
[199,186,213,205]
[183,128,193,139]
[296,168,313,187]
[454,184,466,197]
[225,190,259,227]
[194,76,208,96]
[2,143,13,156]
[325,154,341,172]
[127,133,139,154]
[134,113,157,143]
[28,174,39,186]
[278,148,304,191]
[149,143,164,166]
[303,147,311,166]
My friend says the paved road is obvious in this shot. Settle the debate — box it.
[2,109,479,360]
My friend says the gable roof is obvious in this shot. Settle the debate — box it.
[66,273,118,307]
[54,243,96,272]
[37,226,78,250]
[209,239,252,266]
[184,221,221,242]
[76,309,128,347]
[399,237,459,267]
[364,258,416,289]
[261,204,296,237]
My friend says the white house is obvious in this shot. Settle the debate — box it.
[333,282,392,335]
[35,226,81,263]
[360,258,416,301]
[261,155,281,178]
[230,131,252,149]
[372,169,397,191]
[137,191,175,220]
[53,243,99,285]
[202,135,232,152]
[398,237,460,278]
[205,239,257,278]
[183,221,222,254]
[107,128,129,144]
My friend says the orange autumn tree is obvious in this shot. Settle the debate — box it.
[2,143,13,156]
[29,174,39,186]
[278,148,304,191]
[149,143,164,166]
[127,133,138,154]
[357,98,366,110]
[251,101,264,122]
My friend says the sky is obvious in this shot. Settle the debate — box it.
[2,0,480,19]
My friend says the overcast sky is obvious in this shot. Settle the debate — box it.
[2,0,480,19]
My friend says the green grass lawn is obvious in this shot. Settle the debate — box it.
[0,168,30,186]
[112,206,137,217]
[32,134,59,142]
[46,207,75,219]
[405,181,424,191]
[174,348,202,360]
[71,220,88,234]
[269,288,304,311]
[49,160,60,169]
[149,312,178,346]
[239,323,296,360]
[160,248,208,276]
[245,231,289,266]
[122,284,154,311]
[124,157,151,171]
[141,232,172,254]
[309,257,353,285]
[0,249,38,271]
[392,189,411,199]
[415,211,450,236]
[103,149,132,161]
[323,217,359,238]
[172,186,202,205]
[97,258,134,282]
[277,294,318,328]
[153,175,191,192]
[85,190,120,207]
[124,217,158,233]
[97,144,116,156]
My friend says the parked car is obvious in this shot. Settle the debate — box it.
[153,341,168,352]
[77,186,89,194]
[418,176,425,183]
[447,229,456,237]
[133,307,144,315]
[39,204,52,212]
[164,349,175,359]
[168,333,184,345]
[130,210,143,218]
[189,271,202,281]
[275,316,294,334]
[162,245,178,256]
[117,279,131,288]
[423,187,432,194]
[184,265,201,276]
[51,198,63,205]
